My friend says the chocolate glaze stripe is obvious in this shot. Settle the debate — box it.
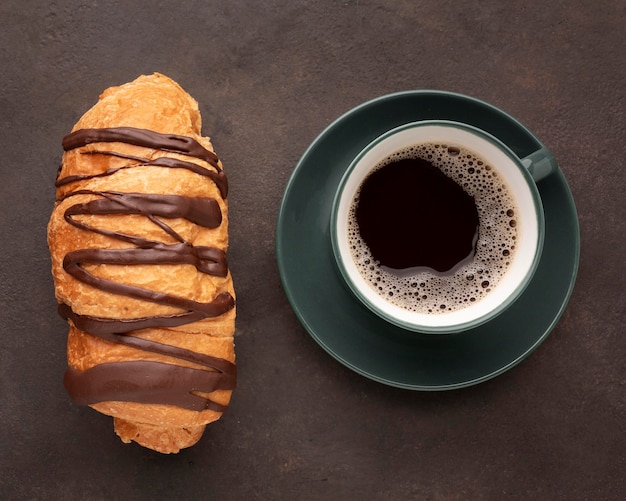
[62,188,224,257]
[66,244,229,280]
[58,302,228,336]
[63,189,223,231]
[58,303,236,378]
[64,246,234,314]
[56,151,228,199]
[65,362,232,412]
[62,127,220,168]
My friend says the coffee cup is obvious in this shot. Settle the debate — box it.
[330,120,555,333]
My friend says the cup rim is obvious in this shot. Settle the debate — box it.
[330,120,545,334]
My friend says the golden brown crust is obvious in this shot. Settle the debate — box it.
[48,73,235,454]
[113,419,207,455]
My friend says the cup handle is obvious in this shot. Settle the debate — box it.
[521,146,558,182]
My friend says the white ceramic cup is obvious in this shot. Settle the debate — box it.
[331,120,554,333]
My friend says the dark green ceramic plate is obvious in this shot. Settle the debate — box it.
[275,91,580,390]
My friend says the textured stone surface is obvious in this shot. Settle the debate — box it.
[1,1,623,499]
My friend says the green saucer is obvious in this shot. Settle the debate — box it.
[276,91,580,390]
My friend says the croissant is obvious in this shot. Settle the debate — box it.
[47,73,236,453]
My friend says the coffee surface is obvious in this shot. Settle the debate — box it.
[348,142,519,314]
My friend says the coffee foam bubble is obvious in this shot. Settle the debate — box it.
[347,143,519,314]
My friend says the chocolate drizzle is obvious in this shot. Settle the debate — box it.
[63,189,223,231]
[64,362,233,412]
[62,127,220,166]
[57,126,236,412]
[57,150,228,198]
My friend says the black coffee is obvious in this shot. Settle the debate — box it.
[355,157,479,273]
[347,143,519,314]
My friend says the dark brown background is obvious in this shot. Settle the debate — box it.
[1,1,624,499]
